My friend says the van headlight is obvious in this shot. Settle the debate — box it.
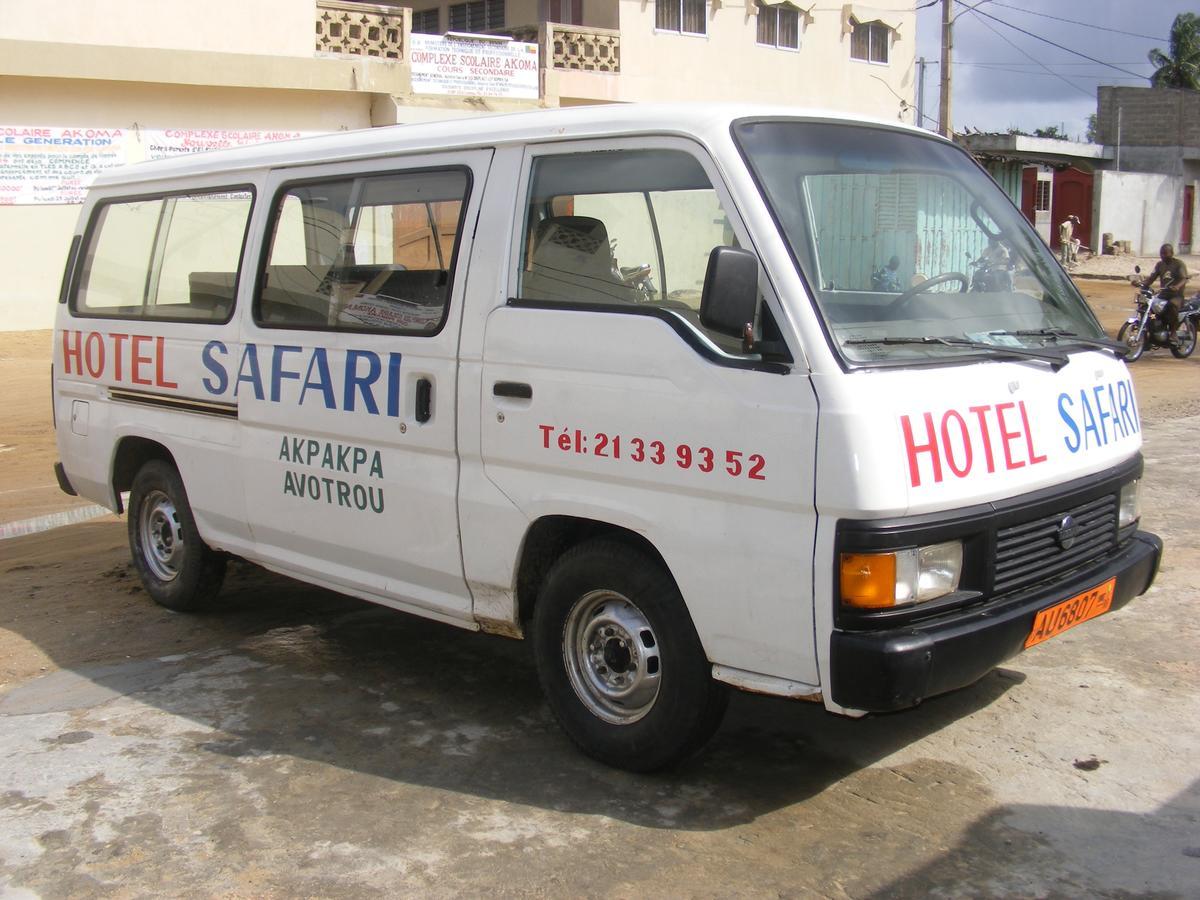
[840,541,963,609]
[1118,480,1141,529]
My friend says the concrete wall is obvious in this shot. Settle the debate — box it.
[3,76,379,331]
[0,0,314,57]
[1094,170,1182,257]
[1097,86,1200,150]
[558,0,915,119]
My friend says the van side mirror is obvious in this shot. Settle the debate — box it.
[700,246,759,338]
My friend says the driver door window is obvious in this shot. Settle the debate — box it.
[516,148,744,350]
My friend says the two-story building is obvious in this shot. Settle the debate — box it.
[0,0,914,329]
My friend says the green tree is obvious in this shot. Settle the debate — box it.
[1085,114,1098,143]
[1148,13,1200,89]
[1033,125,1066,139]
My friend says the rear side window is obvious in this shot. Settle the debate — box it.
[256,168,469,334]
[75,189,253,322]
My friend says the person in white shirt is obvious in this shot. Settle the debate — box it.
[1058,214,1080,265]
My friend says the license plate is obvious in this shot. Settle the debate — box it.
[1025,578,1116,649]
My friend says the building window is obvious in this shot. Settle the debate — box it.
[448,0,504,33]
[548,0,583,25]
[757,2,800,50]
[656,0,707,36]
[849,19,889,64]
[1034,180,1051,212]
[412,8,440,34]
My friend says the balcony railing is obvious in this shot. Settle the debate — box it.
[504,23,621,74]
[315,1,408,59]
[312,4,620,91]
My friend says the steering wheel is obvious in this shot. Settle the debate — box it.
[888,271,969,313]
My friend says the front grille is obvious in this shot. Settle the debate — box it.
[994,494,1118,595]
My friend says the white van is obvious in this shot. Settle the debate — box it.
[52,106,1162,771]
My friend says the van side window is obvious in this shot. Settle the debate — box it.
[517,149,744,349]
[256,168,468,334]
[75,190,253,321]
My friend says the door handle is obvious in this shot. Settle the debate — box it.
[493,381,532,400]
[415,378,432,423]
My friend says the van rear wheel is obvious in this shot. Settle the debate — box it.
[128,460,225,611]
[533,539,727,772]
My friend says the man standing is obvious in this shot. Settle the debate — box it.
[1141,243,1188,344]
[1058,214,1080,265]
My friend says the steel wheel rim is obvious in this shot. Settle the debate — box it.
[563,590,661,725]
[139,489,183,582]
[1178,322,1197,354]
[1122,323,1144,358]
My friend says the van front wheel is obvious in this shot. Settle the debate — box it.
[128,460,225,611]
[533,539,727,772]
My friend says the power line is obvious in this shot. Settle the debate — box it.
[960,4,1095,100]
[961,61,1153,68]
[955,1,1150,81]
[954,65,1151,82]
[989,2,1169,43]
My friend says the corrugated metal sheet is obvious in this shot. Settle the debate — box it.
[808,174,990,290]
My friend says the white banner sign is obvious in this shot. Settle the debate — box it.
[0,127,127,205]
[143,128,314,159]
[410,34,539,100]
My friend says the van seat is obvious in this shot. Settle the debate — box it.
[187,271,237,319]
[522,216,637,305]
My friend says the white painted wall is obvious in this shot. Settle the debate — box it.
[1095,170,1182,256]
[552,0,915,121]
[0,77,376,331]
[0,0,313,56]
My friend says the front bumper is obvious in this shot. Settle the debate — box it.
[829,530,1162,712]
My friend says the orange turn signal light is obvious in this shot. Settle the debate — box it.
[840,552,897,608]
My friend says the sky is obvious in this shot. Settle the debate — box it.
[913,0,1196,139]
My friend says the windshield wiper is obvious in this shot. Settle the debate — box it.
[845,335,1070,368]
[990,328,1128,357]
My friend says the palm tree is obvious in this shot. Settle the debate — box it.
[1148,13,1200,90]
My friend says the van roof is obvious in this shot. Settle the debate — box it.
[91,103,938,188]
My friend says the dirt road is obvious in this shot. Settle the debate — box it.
[1,291,1198,896]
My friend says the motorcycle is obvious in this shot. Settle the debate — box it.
[968,253,1014,292]
[1117,266,1198,361]
[609,239,658,300]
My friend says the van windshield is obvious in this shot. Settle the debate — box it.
[733,120,1104,367]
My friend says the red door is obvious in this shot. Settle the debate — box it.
[1051,167,1093,252]
[1020,167,1037,226]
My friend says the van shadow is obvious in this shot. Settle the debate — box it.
[0,525,1020,832]
[869,777,1200,897]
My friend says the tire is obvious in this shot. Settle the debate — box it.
[127,460,225,611]
[532,538,728,772]
[1117,321,1145,362]
[1170,319,1197,359]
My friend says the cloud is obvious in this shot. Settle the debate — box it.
[915,0,1188,138]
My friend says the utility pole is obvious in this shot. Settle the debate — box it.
[916,57,927,130]
[939,0,953,137]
